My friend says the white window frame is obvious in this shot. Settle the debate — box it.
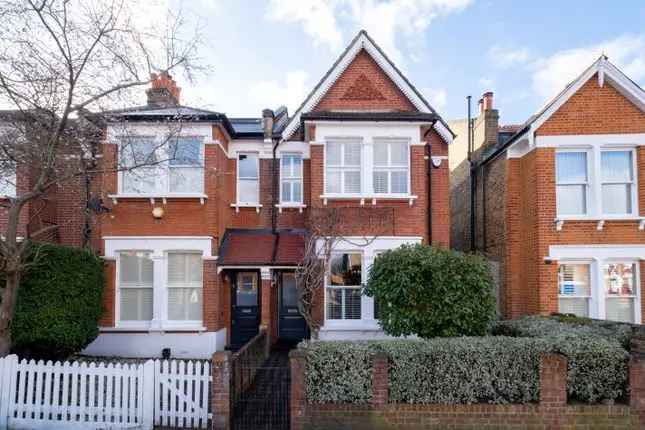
[0,169,16,198]
[325,251,363,321]
[372,138,411,196]
[236,151,260,205]
[555,149,590,217]
[280,152,304,204]
[555,254,641,324]
[166,251,204,324]
[324,138,363,196]
[118,135,205,196]
[116,250,155,328]
[600,148,638,217]
[554,144,640,220]
[557,260,593,318]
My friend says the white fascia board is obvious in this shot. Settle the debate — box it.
[536,134,645,148]
[282,33,431,141]
[548,244,645,260]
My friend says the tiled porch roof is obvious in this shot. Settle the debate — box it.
[218,228,306,266]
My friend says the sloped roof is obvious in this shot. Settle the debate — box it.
[218,228,305,266]
[281,30,454,144]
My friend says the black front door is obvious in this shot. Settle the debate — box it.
[231,271,260,348]
[278,272,308,343]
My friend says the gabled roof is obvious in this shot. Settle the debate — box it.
[481,56,645,166]
[282,30,454,144]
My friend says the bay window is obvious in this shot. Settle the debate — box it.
[603,262,637,323]
[601,150,635,215]
[167,253,203,321]
[237,153,259,204]
[557,263,591,317]
[119,251,154,321]
[556,151,588,216]
[120,136,204,195]
[373,139,409,194]
[280,153,303,203]
[325,140,362,194]
[326,253,362,320]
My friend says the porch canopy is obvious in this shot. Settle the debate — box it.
[217,228,305,267]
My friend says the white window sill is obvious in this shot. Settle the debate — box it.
[276,203,307,213]
[108,193,207,205]
[320,194,418,206]
[554,216,645,231]
[101,324,207,333]
[321,319,382,331]
[231,203,263,213]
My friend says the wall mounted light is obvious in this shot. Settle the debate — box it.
[431,156,443,168]
[152,206,165,219]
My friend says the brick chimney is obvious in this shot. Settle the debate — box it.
[146,71,181,108]
[262,109,274,140]
[473,91,499,153]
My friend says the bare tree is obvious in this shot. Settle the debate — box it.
[0,0,205,356]
[295,207,394,339]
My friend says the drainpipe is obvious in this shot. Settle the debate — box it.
[467,96,477,252]
[271,138,280,233]
[424,120,438,245]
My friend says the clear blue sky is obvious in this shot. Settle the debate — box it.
[174,0,645,125]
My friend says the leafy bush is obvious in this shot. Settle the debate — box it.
[301,334,629,404]
[11,243,105,359]
[364,244,496,338]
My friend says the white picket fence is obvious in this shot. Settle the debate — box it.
[0,355,211,430]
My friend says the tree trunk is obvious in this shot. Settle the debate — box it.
[0,269,21,357]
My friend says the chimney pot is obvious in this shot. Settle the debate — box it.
[482,91,494,111]
[146,71,181,108]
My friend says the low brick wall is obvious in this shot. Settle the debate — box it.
[290,351,645,430]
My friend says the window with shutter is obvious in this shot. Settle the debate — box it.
[167,253,203,321]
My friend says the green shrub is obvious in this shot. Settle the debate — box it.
[301,334,629,404]
[364,244,496,338]
[11,243,105,359]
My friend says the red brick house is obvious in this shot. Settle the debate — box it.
[83,30,453,358]
[451,56,645,323]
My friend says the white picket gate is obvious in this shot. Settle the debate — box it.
[0,355,212,430]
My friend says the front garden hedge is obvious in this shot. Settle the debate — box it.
[364,244,496,338]
[11,243,105,358]
[301,316,630,405]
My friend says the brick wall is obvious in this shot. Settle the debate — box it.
[286,351,645,430]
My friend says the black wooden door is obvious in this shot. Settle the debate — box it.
[278,272,308,343]
[231,271,260,349]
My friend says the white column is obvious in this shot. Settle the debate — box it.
[362,251,374,320]
[590,146,602,216]
[593,258,604,320]
[150,253,166,330]
[363,139,373,196]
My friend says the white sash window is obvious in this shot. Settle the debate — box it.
[325,139,362,194]
[119,251,154,321]
[280,153,303,203]
[167,253,203,321]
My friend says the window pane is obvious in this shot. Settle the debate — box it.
[391,171,408,193]
[325,170,341,193]
[120,288,153,321]
[605,298,634,323]
[326,289,342,319]
[556,152,587,183]
[281,181,292,202]
[168,288,202,320]
[344,171,361,193]
[558,298,589,317]
[169,167,203,193]
[238,153,258,178]
[237,273,258,306]
[344,143,361,166]
[601,151,632,182]
[556,184,586,215]
[602,184,631,214]
[169,138,201,166]
[326,142,341,165]
[121,138,157,166]
[238,179,259,203]
[604,263,636,296]
[120,251,153,286]
[373,171,388,193]
[292,155,302,177]
[293,181,302,202]
[390,142,408,165]
[373,144,388,166]
[282,274,298,308]
[168,253,202,286]
[558,264,590,296]
[330,254,362,286]
[123,168,157,194]
[345,289,362,319]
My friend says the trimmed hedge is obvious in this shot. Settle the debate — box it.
[301,326,629,404]
[364,244,496,338]
[11,243,105,359]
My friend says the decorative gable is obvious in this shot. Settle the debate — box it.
[341,74,386,101]
[316,50,413,111]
